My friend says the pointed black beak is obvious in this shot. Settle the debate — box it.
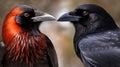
[58,13,81,22]
[32,10,56,22]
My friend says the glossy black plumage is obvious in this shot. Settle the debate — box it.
[58,4,120,67]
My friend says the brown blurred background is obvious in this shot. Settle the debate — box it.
[0,0,120,67]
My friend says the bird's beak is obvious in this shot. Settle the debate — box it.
[58,13,81,22]
[32,10,56,22]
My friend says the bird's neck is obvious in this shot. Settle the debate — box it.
[72,24,87,57]
[2,16,22,45]
[73,24,86,45]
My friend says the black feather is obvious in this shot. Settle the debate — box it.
[58,4,120,67]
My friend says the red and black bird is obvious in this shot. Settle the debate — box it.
[0,5,58,67]
[58,4,120,67]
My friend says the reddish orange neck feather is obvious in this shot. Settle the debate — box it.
[2,7,23,45]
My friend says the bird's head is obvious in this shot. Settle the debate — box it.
[58,4,118,33]
[2,5,55,45]
[3,5,55,31]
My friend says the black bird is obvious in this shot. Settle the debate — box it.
[0,5,58,67]
[58,4,120,67]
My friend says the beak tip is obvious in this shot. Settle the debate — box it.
[32,14,56,22]
[57,17,66,21]
[58,13,80,22]
[46,16,56,21]
[57,13,69,21]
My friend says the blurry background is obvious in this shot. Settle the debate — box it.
[0,0,120,67]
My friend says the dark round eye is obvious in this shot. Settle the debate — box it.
[83,11,89,16]
[24,13,30,17]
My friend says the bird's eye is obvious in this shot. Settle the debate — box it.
[24,13,30,17]
[83,11,89,16]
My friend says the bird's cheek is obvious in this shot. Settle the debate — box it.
[89,13,99,21]
[16,15,24,25]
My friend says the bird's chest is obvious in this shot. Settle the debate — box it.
[5,32,48,66]
[3,55,50,67]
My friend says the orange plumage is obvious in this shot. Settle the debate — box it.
[2,7,23,45]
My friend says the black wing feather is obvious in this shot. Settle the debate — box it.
[45,36,58,67]
[0,41,6,67]
[78,31,120,67]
